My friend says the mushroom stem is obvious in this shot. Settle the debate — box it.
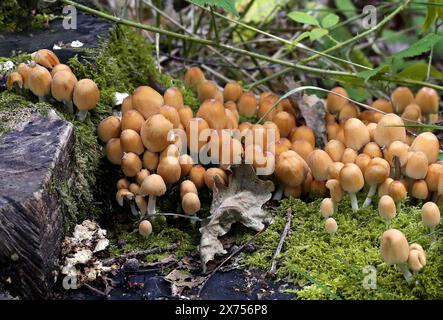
[363,184,377,208]
[38,96,46,103]
[129,202,139,217]
[349,192,359,212]
[272,184,284,200]
[76,110,89,121]
[147,195,157,215]
[397,263,413,283]
[65,100,75,114]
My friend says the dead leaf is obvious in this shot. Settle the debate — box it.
[164,269,206,297]
[199,164,274,272]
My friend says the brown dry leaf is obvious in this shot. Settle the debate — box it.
[199,164,274,272]
[164,269,206,297]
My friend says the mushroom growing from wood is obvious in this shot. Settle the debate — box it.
[73,79,100,121]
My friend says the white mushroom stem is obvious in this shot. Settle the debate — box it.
[272,184,284,200]
[76,110,88,121]
[129,202,139,217]
[363,184,377,208]
[397,263,413,283]
[65,101,75,114]
[147,195,157,215]
[349,192,359,212]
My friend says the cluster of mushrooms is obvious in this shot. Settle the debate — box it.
[96,66,440,279]
[6,49,100,120]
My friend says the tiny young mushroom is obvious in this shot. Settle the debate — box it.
[180,180,198,199]
[344,118,370,151]
[378,195,397,226]
[325,179,343,211]
[182,193,201,215]
[139,174,167,216]
[6,72,23,91]
[407,244,426,273]
[73,79,100,121]
[339,163,364,212]
[51,70,78,113]
[320,198,334,218]
[138,220,153,238]
[421,202,441,233]
[97,116,121,143]
[415,87,440,123]
[325,217,338,234]
[405,151,428,180]
[136,169,150,185]
[380,229,412,282]
[388,180,407,204]
[116,178,130,190]
[116,189,137,215]
[121,152,143,177]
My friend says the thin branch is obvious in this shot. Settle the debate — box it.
[269,208,292,276]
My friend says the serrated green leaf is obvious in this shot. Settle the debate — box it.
[392,33,443,60]
[309,28,328,41]
[356,64,390,81]
[321,13,340,28]
[288,11,319,26]
[191,0,239,16]
[344,86,370,102]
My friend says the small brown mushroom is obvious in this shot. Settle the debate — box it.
[73,79,100,121]
[51,70,78,113]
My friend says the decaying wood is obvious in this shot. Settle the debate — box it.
[269,208,292,276]
[102,243,179,266]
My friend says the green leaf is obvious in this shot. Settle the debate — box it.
[321,13,340,28]
[397,63,443,81]
[288,11,319,26]
[190,0,239,16]
[292,31,311,45]
[334,0,356,19]
[391,33,443,60]
[309,28,328,41]
[356,64,390,81]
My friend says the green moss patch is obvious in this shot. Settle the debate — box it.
[241,197,442,300]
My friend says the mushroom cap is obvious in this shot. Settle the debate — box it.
[362,142,383,159]
[325,179,344,203]
[73,79,100,111]
[186,117,210,153]
[106,138,123,165]
[341,148,358,164]
[189,165,206,189]
[223,81,243,102]
[326,87,348,114]
[120,129,145,155]
[142,150,159,171]
[238,92,257,117]
[410,132,440,164]
[273,111,296,138]
[325,217,338,234]
[136,169,150,185]
[164,87,184,109]
[140,114,174,152]
[367,122,377,141]
[204,167,227,190]
[178,106,194,128]
[17,63,31,89]
[291,139,314,162]
[338,103,359,123]
[196,99,227,129]
[157,156,181,184]
[6,72,23,91]
[415,87,440,114]
[225,108,239,129]
[320,198,334,218]
[115,188,134,206]
[160,105,181,128]
[132,86,164,119]
[388,180,407,203]
[307,149,334,181]
[275,150,306,187]
[385,140,409,166]
[180,180,198,199]
[374,113,406,147]
[129,183,140,194]
[405,151,429,179]
[182,193,201,215]
[197,80,222,103]
[31,49,60,69]
[339,163,364,193]
[355,153,371,175]
[275,139,289,157]
[344,118,370,151]
[324,139,345,162]
[121,95,133,113]
[372,98,393,113]
[258,94,282,121]
[365,159,390,185]
[179,154,194,177]
[121,152,142,177]
[391,87,414,114]
[184,67,205,91]
[327,162,345,180]
[380,229,409,265]
[117,178,130,190]
[139,174,167,196]
[138,220,153,237]
[411,180,429,200]
[421,202,441,227]
[97,116,121,143]
[121,109,145,133]
[378,195,396,220]
[50,64,72,77]
[284,185,302,198]
[378,177,394,197]
[408,248,426,272]
[425,163,443,192]
[29,64,52,97]
[290,126,315,147]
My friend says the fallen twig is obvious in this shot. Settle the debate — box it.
[197,229,265,298]
[82,283,108,297]
[102,243,179,266]
[269,208,292,276]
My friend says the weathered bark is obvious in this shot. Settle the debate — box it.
[0,110,74,299]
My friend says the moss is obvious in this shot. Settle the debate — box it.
[241,197,442,300]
